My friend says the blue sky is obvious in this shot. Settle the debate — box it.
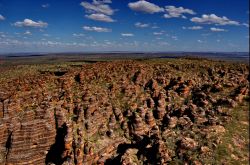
[0,0,249,53]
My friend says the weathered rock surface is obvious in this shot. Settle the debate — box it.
[0,59,248,164]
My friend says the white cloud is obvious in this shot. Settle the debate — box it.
[228,43,238,47]
[128,0,164,14]
[164,6,195,19]
[80,1,114,15]
[0,14,5,21]
[0,38,91,50]
[152,25,159,29]
[135,22,150,28]
[153,32,163,35]
[197,40,203,43]
[97,0,112,4]
[242,23,249,28]
[172,36,178,40]
[73,33,85,37]
[83,26,111,32]
[210,27,227,32]
[80,0,115,22]
[42,4,50,8]
[201,33,211,37]
[121,33,134,37]
[85,13,115,22]
[191,14,240,26]
[183,26,203,30]
[24,31,32,35]
[14,19,48,28]
[0,34,6,38]
[158,42,169,46]
[43,34,50,37]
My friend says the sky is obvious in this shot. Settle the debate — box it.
[0,0,249,53]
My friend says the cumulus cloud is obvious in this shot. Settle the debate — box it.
[152,25,159,29]
[164,6,195,19]
[24,31,32,35]
[43,34,50,37]
[0,33,6,38]
[85,13,115,22]
[99,0,112,3]
[172,36,178,40]
[158,42,169,46]
[73,33,85,37]
[135,22,149,28]
[0,39,90,49]
[210,27,227,32]
[80,0,114,15]
[128,0,164,14]
[14,19,48,28]
[83,26,111,32]
[242,23,249,28]
[81,0,116,22]
[191,14,239,26]
[121,33,134,37]
[153,32,163,35]
[183,26,203,30]
[0,14,5,21]
[197,40,203,43]
[42,4,50,8]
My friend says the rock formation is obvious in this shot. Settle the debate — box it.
[0,59,248,164]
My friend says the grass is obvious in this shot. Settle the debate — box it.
[213,100,249,164]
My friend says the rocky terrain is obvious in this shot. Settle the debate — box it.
[0,58,249,165]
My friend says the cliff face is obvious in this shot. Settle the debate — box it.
[0,60,249,164]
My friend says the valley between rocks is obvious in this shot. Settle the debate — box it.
[0,59,249,165]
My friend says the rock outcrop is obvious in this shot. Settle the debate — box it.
[0,59,248,164]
